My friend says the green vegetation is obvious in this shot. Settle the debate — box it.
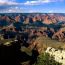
[33,53,62,65]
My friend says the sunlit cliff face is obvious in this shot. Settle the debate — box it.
[32,17,37,22]
[15,16,20,22]
[43,15,52,24]
[57,16,65,22]
[41,14,65,24]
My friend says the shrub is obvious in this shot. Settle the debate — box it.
[33,53,62,65]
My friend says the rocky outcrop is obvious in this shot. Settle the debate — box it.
[28,36,65,54]
[46,47,65,65]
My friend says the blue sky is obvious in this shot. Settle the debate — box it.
[0,0,65,13]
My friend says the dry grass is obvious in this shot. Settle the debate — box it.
[34,36,65,52]
[21,36,65,54]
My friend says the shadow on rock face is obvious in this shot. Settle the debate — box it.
[0,41,31,65]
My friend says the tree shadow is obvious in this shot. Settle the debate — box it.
[0,41,31,65]
[0,33,39,65]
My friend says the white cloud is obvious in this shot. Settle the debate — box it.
[0,6,23,13]
[0,0,19,5]
[24,0,50,5]
[23,0,64,5]
[0,0,15,2]
[48,10,54,13]
[0,0,64,6]
[0,0,64,13]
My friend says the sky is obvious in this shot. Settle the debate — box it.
[0,0,65,13]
